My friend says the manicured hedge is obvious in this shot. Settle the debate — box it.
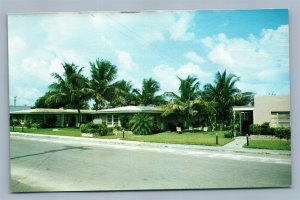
[275,127,291,140]
[249,123,290,140]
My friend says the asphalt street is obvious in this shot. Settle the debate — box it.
[10,135,291,192]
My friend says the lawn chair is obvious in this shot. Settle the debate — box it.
[176,126,182,134]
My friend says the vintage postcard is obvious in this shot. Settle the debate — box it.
[8,9,291,192]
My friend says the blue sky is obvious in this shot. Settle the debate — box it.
[8,9,289,106]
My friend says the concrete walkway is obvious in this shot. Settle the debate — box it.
[10,132,291,156]
[223,136,247,148]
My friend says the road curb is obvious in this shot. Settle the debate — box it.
[10,132,291,156]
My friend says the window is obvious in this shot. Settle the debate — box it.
[107,115,113,125]
[113,115,119,125]
[107,115,119,126]
[271,112,290,127]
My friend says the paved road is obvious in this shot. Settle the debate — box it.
[10,135,291,192]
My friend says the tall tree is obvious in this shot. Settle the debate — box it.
[89,59,117,110]
[35,91,67,108]
[233,91,254,106]
[133,78,165,106]
[111,80,138,107]
[202,70,240,130]
[46,62,89,126]
[163,75,204,128]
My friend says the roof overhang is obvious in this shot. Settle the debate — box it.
[232,106,254,111]
[10,108,97,115]
[96,106,163,114]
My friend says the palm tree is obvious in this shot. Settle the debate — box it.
[133,78,165,106]
[111,80,138,107]
[162,75,204,129]
[46,62,89,126]
[202,70,240,130]
[233,91,254,106]
[89,59,117,110]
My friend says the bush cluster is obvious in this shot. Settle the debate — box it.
[10,119,20,127]
[275,127,291,140]
[80,122,110,136]
[129,113,161,135]
[224,131,234,138]
[249,123,290,140]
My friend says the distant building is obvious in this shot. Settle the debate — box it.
[233,95,290,135]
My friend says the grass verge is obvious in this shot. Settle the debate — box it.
[10,127,81,137]
[243,139,291,150]
[103,131,233,146]
[10,127,233,146]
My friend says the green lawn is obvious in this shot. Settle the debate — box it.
[10,127,81,137]
[243,139,291,150]
[10,127,232,146]
[118,131,233,146]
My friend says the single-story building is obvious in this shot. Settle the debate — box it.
[92,106,165,130]
[10,106,165,129]
[10,108,97,127]
[233,95,290,135]
[10,96,290,134]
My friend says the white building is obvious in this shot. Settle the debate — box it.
[233,95,290,135]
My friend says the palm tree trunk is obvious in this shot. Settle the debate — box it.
[220,114,224,131]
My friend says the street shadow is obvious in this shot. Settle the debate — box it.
[11,146,91,160]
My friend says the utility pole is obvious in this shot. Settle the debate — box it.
[14,96,17,106]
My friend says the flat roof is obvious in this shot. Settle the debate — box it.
[232,106,254,111]
[96,106,162,114]
[10,108,97,115]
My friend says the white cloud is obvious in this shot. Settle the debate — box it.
[201,25,290,95]
[117,51,138,71]
[177,62,211,79]
[142,31,165,45]
[153,62,211,93]
[170,12,195,41]
[185,51,205,64]
[153,65,179,93]
[8,36,27,56]
[208,44,235,66]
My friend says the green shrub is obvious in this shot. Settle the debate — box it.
[260,122,274,135]
[130,113,154,135]
[114,125,122,131]
[25,121,32,129]
[249,124,261,135]
[80,122,90,133]
[31,123,41,129]
[152,123,161,134]
[11,119,20,127]
[80,122,109,136]
[224,131,234,138]
[107,127,114,135]
[275,127,291,140]
[120,115,131,130]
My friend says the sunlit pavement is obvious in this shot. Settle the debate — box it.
[10,134,291,192]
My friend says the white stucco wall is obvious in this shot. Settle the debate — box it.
[254,95,290,125]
